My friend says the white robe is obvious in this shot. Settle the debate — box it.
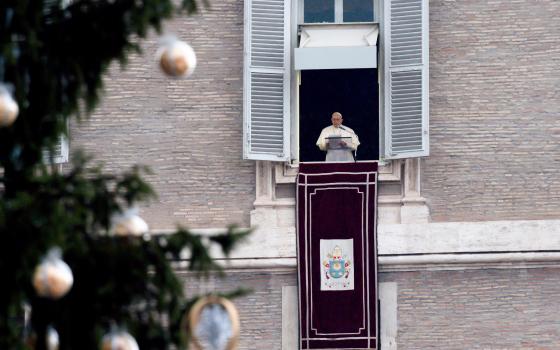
[316,125,360,162]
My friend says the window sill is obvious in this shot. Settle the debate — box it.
[275,160,401,184]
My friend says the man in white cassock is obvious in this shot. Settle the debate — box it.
[316,112,360,162]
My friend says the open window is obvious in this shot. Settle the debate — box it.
[299,69,379,162]
[42,134,69,164]
[243,0,429,162]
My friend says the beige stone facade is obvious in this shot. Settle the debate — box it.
[70,0,560,348]
[73,0,560,226]
[425,0,560,222]
[183,267,560,349]
[70,0,254,229]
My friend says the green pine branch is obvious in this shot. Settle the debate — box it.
[0,1,250,349]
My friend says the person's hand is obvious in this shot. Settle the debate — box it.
[339,141,347,147]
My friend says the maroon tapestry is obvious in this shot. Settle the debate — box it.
[297,162,378,350]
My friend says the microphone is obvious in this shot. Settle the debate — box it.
[338,126,347,131]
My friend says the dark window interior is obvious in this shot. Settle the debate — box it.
[304,0,335,23]
[343,0,374,22]
[299,69,379,162]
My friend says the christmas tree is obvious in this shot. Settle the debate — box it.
[0,1,249,349]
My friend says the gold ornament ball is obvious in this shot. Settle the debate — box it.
[32,258,74,299]
[186,296,240,350]
[158,41,197,78]
[0,91,19,127]
[101,331,139,350]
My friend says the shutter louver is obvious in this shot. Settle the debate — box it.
[243,0,291,161]
[382,0,429,159]
[43,135,69,164]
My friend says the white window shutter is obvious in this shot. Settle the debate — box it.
[243,0,291,161]
[43,135,69,164]
[382,0,429,159]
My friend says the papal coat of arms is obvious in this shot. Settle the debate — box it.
[320,239,354,291]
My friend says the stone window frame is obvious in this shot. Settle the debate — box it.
[253,159,429,226]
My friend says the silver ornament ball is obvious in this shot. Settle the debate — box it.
[157,39,197,78]
[32,248,74,299]
[0,85,19,127]
[101,330,139,350]
[111,208,149,236]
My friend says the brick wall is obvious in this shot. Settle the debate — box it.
[180,269,297,350]
[181,267,560,349]
[383,267,560,349]
[70,0,560,226]
[69,1,254,229]
[425,0,560,221]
